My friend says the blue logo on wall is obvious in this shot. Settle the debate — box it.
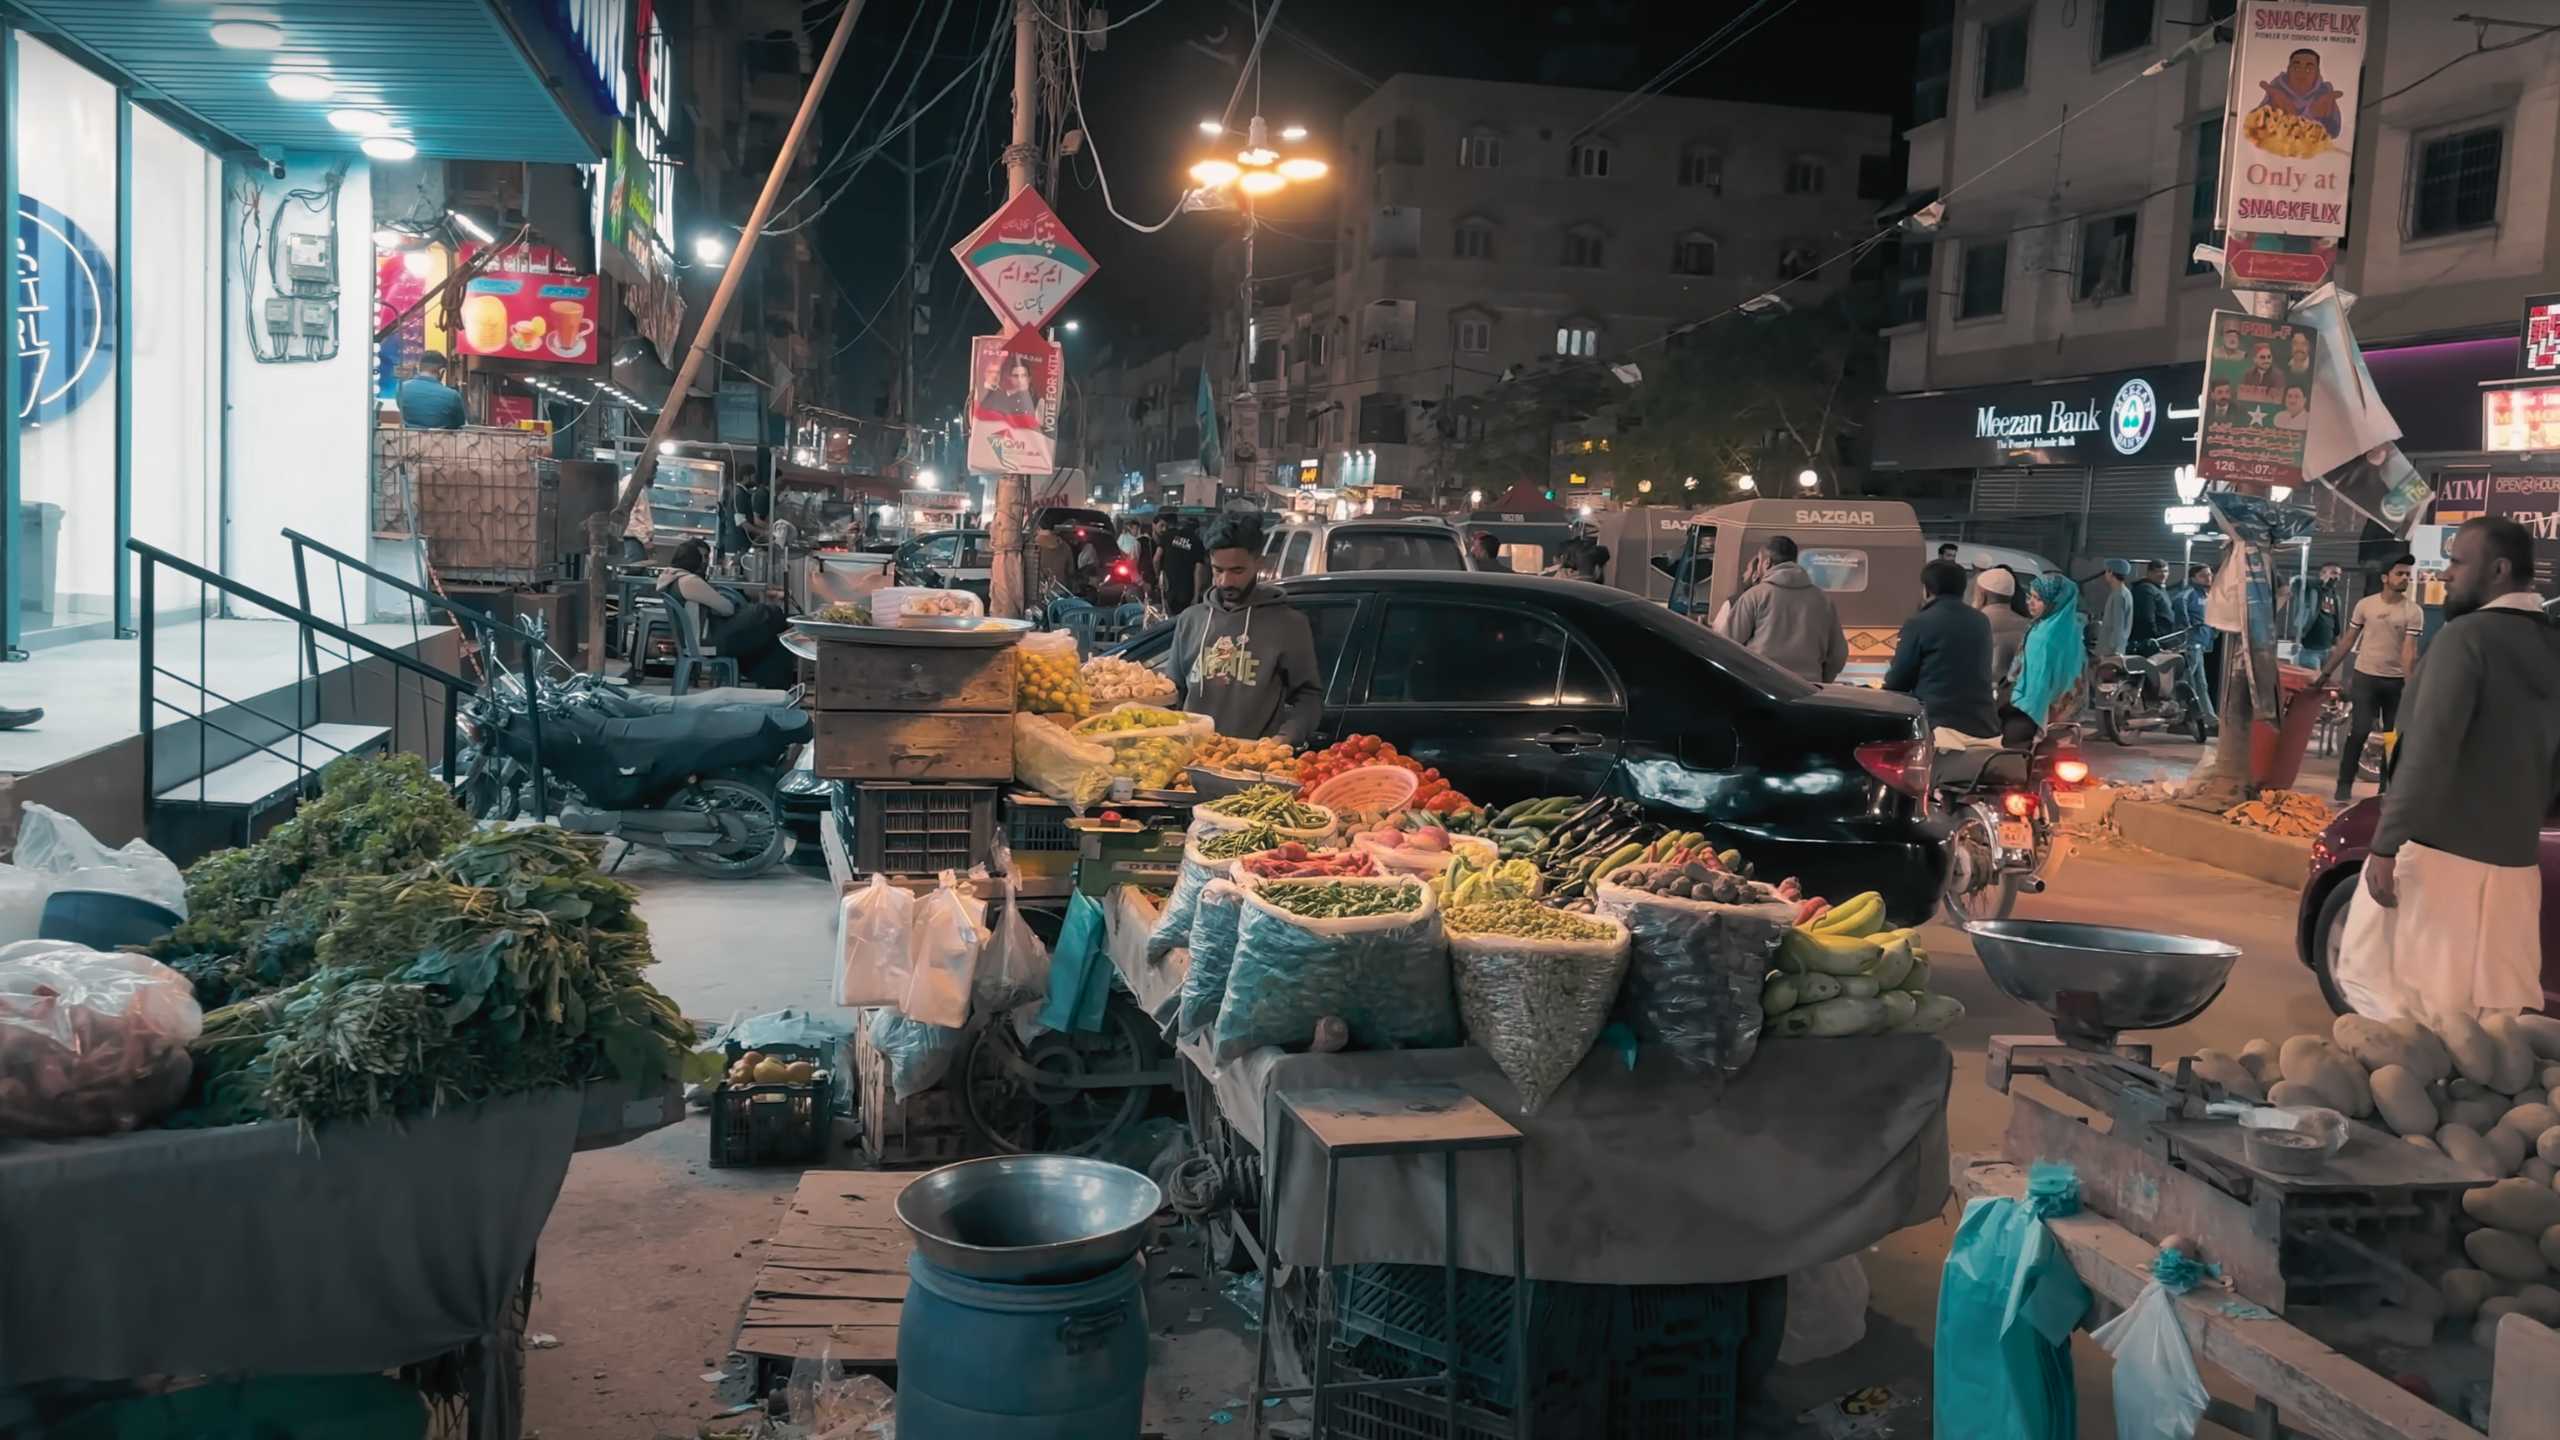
[14,196,117,426]
[2109,377,2156,456]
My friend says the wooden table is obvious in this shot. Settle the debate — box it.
[733,1170,918,1369]
[1958,1158,2484,1440]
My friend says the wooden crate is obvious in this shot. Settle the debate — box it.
[854,1015,972,1166]
[815,641,1017,713]
[813,711,1011,782]
[372,429,560,582]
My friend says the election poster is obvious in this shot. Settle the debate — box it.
[2317,443,2433,537]
[2199,310,2317,488]
[2216,1,2365,240]
[966,329,1063,475]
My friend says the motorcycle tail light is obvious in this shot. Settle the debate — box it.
[2003,790,2040,818]
[1855,739,1932,799]
[2053,756,2090,786]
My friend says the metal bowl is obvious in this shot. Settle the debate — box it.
[894,1155,1163,1284]
[1964,920,2241,1048]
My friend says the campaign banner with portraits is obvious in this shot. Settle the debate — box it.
[2199,310,2318,488]
[966,330,1062,476]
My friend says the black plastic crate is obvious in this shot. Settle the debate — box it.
[853,783,996,875]
[709,1042,834,1168]
[1002,796,1080,852]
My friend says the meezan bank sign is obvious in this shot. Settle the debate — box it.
[1870,364,2204,471]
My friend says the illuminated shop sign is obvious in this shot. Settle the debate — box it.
[13,197,115,426]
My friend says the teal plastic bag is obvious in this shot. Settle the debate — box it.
[1038,890,1109,1033]
[1933,1165,2090,1440]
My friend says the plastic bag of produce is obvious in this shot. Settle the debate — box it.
[1018,628,1092,717]
[975,876,1050,1014]
[866,1005,965,1102]
[17,803,187,918]
[0,939,204,1138]
[1071,704,1213,790]
[1146,828,1257,964]
[836,873,916,1007]
[1175,877,1249,1038]
[900,871,987,1029]
[1594,880,1792,1076]
[1779,1255,1871,1364]
[0,864,45,945]
[2090,1278,2208,1440]
[1192,785,1336,842]
[1212,878,1455,1063]
[1013,712,1116,811]
[1446,903,1629,1113]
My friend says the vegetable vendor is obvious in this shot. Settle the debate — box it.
[1166,515,1323,747]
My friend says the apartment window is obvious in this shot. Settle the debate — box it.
[2095,0,2153,63]
[1674,232,1717,276]
[1979,11,2028,100]
[1455,315,1492,354]
[1678,144,1722,192]
[1562,225,1606,268]
[2187,115,2223,274]
[1307,328,1331,367]
[2077,211,2138,301]
[1458,130,1501,168]
[1374,114,1424,168]
[1891,239,1933,326]
[1454,218,1495,260]
[1959,239,2008,319]
[1568,141,1612,178]
[2411,125,2504,239]
[1453,412,1486,443]
[1777,240,1817,279]
[1912,19,1952,125]
[1556,325,1599,358]
[1784,158,1826,195]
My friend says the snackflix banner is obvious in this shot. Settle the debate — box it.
[2216,1,2365,240]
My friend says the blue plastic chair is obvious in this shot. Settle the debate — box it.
[666,597,740,697]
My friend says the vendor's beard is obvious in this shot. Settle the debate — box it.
[1214,584,1250,606]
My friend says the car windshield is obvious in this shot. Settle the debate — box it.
[1326,529,1464,572]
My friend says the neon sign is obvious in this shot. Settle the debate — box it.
[14,197,115,426]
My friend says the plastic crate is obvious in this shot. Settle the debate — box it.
[1003,796,1080,852]
[1338,1264,1559,1394]
[853,783,997,875]
[709,1043,835,1168]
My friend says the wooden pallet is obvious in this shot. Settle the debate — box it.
[734,1170,919,1368]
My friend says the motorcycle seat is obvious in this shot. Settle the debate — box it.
[592,704,808,750]
[1935,746,2030,790]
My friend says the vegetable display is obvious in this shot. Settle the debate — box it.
[1279,735,1474,814]
[724,1050,821,1087]
[1252,879,1426,920]
[1434,852,1542,906]
[1238,845,1377,880]
[812,601,870,625]
[1071,705,1185,736]
[1080,655,1178,704]
[1195,824,1283,860]
[1201,784,1332,830]
[1763,893,1962,1039]
[1191,734,1296,775]
[1443,900,1619,942]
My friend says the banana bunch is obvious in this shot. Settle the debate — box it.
[1763,891,1962,1037]
[1435,853,1543,906]
[1776,892,1931,981]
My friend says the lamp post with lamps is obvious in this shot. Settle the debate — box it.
[1187,117,1327,489]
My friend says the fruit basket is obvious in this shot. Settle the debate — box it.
[1308,764,1419,819]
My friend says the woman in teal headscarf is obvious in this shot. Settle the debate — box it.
[2003,574,2088,746]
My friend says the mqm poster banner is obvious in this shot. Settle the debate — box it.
[2216,1,2366,240]
[2199,309,2318,488]
[2318,443,2433,536]
[966,330,1063,475]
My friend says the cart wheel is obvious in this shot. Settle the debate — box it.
[958,997,1155,1155]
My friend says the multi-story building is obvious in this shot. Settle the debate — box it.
[1221,74,1894,504]
[1871,0,2560,571]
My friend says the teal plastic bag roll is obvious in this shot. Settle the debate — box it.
[1932,1167,2090,1440]
[1037,891,1109,1034]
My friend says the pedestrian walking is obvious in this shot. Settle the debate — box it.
[2180,563,2216,734]
[2294,562,2342,673]
[2094,559,2134,659]
[2334,516,2560,1023]
[1718,535,1848,683]
[2332,552,2424,803]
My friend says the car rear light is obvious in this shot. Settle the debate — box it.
[2003,790,2040,819]
[2053,756,2090,786]
[1855,739,1932,799]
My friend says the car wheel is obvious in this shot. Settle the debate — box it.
[2310,875,2355,1016]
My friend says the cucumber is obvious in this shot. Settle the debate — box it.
[1590,843,1648,881]
[1764,974,1803,1014]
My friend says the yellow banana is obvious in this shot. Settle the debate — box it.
[1799,930,1884,976]
[1813,893,1883,937]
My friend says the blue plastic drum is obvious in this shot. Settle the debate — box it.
[894,1252,1147,1439]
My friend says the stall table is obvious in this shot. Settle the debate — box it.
[732,1170,919,1375]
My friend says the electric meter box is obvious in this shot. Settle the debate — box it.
[284,231,332,284]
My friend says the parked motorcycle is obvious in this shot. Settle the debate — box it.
[2092,634,2210,745]
[1936,724,2088,923]
[458,671,811,877]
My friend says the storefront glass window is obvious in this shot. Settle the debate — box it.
[128,107,220,585]
[12,37,118,640]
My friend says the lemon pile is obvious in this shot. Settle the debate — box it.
[1018,647,1091,717]
[1073,705,1182,736]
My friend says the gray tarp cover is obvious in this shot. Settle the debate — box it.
[1107,887,1953,1285]
[0,1088,581,1436]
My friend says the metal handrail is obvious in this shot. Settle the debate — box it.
[281,527,554,653]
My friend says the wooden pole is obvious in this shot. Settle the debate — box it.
[582,0,870,671]
[985,0,1041,621]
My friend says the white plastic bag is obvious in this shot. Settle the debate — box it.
[975,876,1051,1014]
[837,874,916,1008]
[900,870,987,1028]
[0,864,47,944]
[15,804,187,917]
[1012,712,1115,810]
[0,939,204,1137]
[1778,1255,1872,1364]
[2091,1280,2209,1440]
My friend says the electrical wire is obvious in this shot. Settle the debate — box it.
[762,0,972,229]
[2366,17,2560,112]
[1032,0,1171,37]
[763,3,1008,236]
[1573,0,1793,141]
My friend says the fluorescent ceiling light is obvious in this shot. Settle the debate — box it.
[209,21,283,49]
[361,137,418,161]
[268,72,334,101]
[328,108,395,135]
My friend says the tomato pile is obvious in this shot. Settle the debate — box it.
[1291,735,1476,814]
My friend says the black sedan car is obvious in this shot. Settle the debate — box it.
[1117,572,1949,923]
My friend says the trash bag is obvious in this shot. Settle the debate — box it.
[1175,877,1248,1039]
[866,1005,963,1102]
[976,875,1051,1014]
[900,871,987,1029]
[1212,878,1455,1062]
[836,874,916,1008]
[1449,918,1629,1113]
[786,1340,897,1437]
[1013,712,1115,810]
[1037,890,1109,1034]
[16,804,187,918]
[1933,1166,2090,1440]
[1594,880,1791,1075]
[2091,1280,2208,1440]
[1779,1255,1872,1365]
[0,939,205,1138]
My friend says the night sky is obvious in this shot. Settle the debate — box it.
[791,0,1925,418]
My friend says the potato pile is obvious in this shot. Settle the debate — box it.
[2194,1013,2560,1354]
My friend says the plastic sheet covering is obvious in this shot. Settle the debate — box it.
[1212,879,1455,1063]
[0,940,204,1138]
[867,1005,964,1102]
[836,874,915,1008]
[1012,712,1116,810]
[16,804,187,917]
[1175,877,1248,1040]
[0,865,46,946]
[1449,919,1629,1113]
[1594,881,1791,1076]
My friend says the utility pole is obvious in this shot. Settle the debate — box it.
[901,122,917,430]
[987,0,1041,621]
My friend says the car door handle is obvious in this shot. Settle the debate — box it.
[1533,727,1600,752]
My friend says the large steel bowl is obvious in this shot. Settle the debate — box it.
[894,1155,1163,1284]
[1964,920,2241,1048]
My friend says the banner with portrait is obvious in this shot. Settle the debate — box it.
[966,331,1062,476]
[2216,1,2364,240]
[2198,310,2317,488]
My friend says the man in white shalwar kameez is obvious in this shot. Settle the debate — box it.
[2337,517,2560,1025]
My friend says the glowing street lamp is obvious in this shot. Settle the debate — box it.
[1734,473,1756,492]
[1188,117,1327,201]
[1796,468,1820,490]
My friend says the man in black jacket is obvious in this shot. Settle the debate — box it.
[1883,559,1999,738]
[2128,559,2179,655]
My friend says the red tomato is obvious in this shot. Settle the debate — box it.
[1100,809,1124,824]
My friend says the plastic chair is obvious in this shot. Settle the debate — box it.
[666,598,739,697]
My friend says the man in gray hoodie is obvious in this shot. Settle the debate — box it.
[1167,516,1324,745]
[1718,535,1847,682]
